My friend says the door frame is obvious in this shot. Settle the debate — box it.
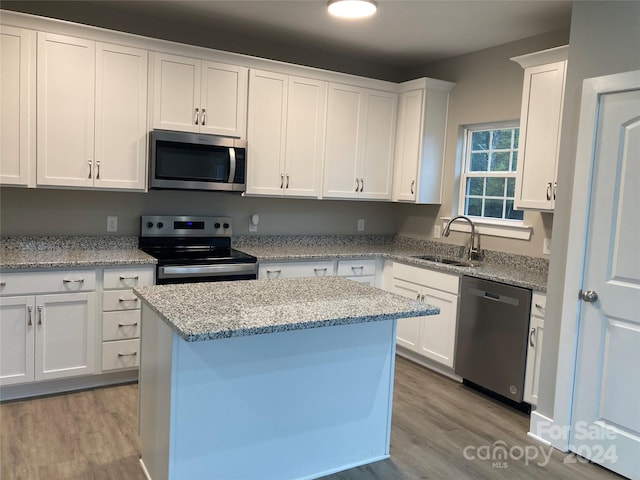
[530,69,640,452]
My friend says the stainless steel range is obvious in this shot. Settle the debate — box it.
[139,215,257,284]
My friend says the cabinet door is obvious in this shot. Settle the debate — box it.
[151,53,201,132]
[246,69,288,196]
[359,90,397,200]
[391,278,422,352]
[419,287,458,368]
[0,296,35,386]
[284,76,327,198]
[392,89,423,202]
[36,33,95,187]
[94,43,148,190]
[0,26,36,187]
[35,292,96,381]
[323,84,362,199]
[515,61,566,211]
[200,61,248,138]
[524,295,546,405]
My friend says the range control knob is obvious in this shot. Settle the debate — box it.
[214,222,221,229]
[223,223,230,229]
[157,222,164,229]
[146,222,154,228]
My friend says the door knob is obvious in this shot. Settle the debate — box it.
[581,290,598,303]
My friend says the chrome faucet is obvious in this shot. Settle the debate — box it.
[443,215,478,262]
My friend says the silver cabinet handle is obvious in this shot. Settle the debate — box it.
[88,160,92,179]
[416,293,421,301]
[37,305,43,325]
[118,298,139,303]
[194,107,200,125]
[351,266,364,271]
[355,178,359,192]
[535,303,545,310]
[119,275,139,280]
[410,180,415,194]
[201,108,206,126]
[63,279,84,284]
[530,327,536,347]
[96,160,101,179]
[117,352,137,357]
[553,182,557,200]
[420,294,426,303]
[27,306,33,326]
[360,178,364,192]
[0,282,5,288]
[285,174,290,189]
[118,322,138,327]
[546,182,552,201]
[266,269,281,274]
[266,269,281,279]
[314,267,328,276]
[280,174,284,189]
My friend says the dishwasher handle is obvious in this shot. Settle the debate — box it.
[468,287,520,306]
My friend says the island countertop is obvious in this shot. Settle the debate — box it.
[134,276,438,342]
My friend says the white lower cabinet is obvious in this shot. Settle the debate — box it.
[100,266,154,372]
[390,263,460,369]
[0,270,97,386]
[524,292,545,406]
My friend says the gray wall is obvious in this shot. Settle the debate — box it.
[1,187,398,237]
[536,0,640,418]
[395,29,569,257]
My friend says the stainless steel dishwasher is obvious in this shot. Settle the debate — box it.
[455,276,532,403]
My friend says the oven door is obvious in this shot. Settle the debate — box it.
[156,263,257,284]
[150,130,246,192]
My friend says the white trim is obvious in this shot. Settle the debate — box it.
[440,216,532,240]
[511,45,569,69]
[529,411,569,451]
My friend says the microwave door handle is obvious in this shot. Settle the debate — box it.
[228,148,237,183]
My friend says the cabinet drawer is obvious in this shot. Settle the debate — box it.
[259,261,336,280]
[103,267,155,290]
[103,310,141,340]
[337,259,377,276]
[393,262,459,295]
[0,270,96,296]
[102,339,139,371]
[103,289,141,311]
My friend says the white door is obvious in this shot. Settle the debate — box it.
[284,76,326,197]
[359,90,397,200]
[35,292,96,381]
[0,296,35,385]
[571,79,640,480]
[151,53,200,132]
[94,42,148,190]
[391,278,422,352]
[246,69,288,196]
[200,61,247,138]
[0,26,36,187]
[323,84,362,199]
[36,33,95,187]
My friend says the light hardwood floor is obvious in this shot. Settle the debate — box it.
[0,357,623,480]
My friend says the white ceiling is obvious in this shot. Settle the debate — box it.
[101,0,572,67]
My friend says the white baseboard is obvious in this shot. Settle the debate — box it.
[396,347,462,382]
[529,410,570,452]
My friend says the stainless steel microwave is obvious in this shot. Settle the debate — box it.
[149,130,247,192]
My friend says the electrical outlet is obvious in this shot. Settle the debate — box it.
[543,237,551,255]
[107,216,118,232]
[433,225,441,239]
[357,219,365,232]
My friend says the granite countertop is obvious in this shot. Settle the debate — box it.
[0,236,156,269]
[237,239,549,293]
[134,276,439,342]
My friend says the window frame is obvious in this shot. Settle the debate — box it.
[458,122,523,224]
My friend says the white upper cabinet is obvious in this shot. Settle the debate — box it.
[392,78,454,204]
[151,53,248,138]
[37,32,95,188]
[0,26,36,187]
[323,84,397,200]
[36,33,148,190]
[512,46,568,211]
[246,69,326,198]
[94,42,148,190]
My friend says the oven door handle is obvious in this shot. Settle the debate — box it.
[159,264,256,278]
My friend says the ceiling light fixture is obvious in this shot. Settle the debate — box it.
[327,0,378,19]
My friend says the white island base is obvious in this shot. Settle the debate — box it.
[139,305,398,480]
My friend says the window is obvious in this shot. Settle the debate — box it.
[460,125,524,222]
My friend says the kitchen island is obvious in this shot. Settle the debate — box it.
[134,276,438,480]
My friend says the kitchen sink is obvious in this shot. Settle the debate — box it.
[410,255,476,268]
